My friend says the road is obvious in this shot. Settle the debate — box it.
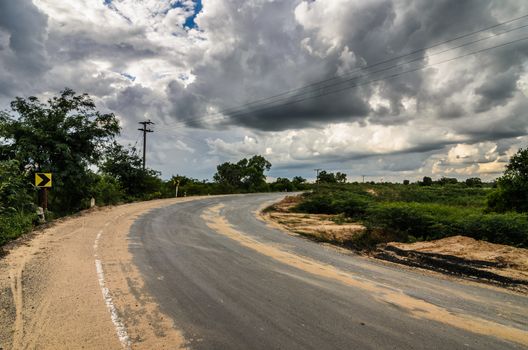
[130,193,528,350]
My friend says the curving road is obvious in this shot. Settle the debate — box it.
[129,193,528,350]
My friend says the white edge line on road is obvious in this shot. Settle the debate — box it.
[94,228,131,350]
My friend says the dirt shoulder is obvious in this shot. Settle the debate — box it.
[0,197,201,350]
[261,195,528,293]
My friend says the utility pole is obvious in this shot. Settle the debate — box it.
[362,175,365,183]
[138,120,154,169]
[314,168,322,184]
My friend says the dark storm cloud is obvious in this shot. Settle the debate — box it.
[0,0,49,97]
[474,69,519,113]
[168,0,527,133]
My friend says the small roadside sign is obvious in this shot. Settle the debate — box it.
[35,173,52,188]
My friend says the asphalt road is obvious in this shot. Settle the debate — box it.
[129,193,528,350]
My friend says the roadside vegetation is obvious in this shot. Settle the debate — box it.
[0,89,307,246]
[293,149,528,249]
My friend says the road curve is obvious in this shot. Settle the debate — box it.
[130,193,528,350]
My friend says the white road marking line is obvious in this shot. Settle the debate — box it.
[94,227,131,349]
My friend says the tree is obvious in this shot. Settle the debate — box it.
[421,176,433,186]
[488,148,528,213]
[437,177,458,186]
[242,155,272,191]
[214,161,244,192]
[271,178,293,192]
[0,89,119,213]
[465,177,482,187]
[317,170,337,183]
[213,155,271,192]
[292,176,307,190]
[403,179,410,185]
[100,142,162,199]
[0,160,34,214]
[335,172,347,183]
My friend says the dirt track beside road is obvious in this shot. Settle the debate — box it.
[0,198,197,350]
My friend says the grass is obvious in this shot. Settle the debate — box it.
[293,183,528,248]
[0,211,36,246]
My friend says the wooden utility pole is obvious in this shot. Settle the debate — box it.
[138,120,154,169]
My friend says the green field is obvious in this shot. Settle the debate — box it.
[294,183,528,248]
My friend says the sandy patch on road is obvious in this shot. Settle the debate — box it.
[0,198,194,350]
[202,204,528,347]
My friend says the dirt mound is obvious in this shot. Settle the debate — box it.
[389,236,528,282]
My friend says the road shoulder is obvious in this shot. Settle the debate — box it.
[0,198,195,350]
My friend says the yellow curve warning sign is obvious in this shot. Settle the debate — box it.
[35,173,52,188]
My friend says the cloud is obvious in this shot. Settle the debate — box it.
[1,0,527,181]
[0,0,49,96]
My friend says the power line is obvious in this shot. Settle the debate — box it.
[159,14,528,129]
[160,33,528,131]
[130,130,142,157]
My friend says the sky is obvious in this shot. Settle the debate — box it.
[1,0,527,182]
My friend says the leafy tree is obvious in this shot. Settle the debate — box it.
[241,155,272,191]
[437,177,458,186]
[213,155,271,192]
[465,177,482,187]
[0,160,34,214]
[317,170,337,183]
[488,148,528,213]
[271,178,294,192]
[90,174,125,205]
[292,176,306,187]
[403,179,410,185]
[0,89,119,213]
[214,161,244,192]
[335,172,347,183]
[100,142,162,199]
[421,176,433,186]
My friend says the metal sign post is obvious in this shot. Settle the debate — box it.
[35,173,52,214]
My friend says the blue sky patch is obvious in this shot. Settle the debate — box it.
[171,0,202,29]
[184,0,202,29]
[121,73,136,82]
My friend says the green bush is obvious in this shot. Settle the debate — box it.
[463,212,528,247]
[0,211,36,245]
[365,202,528,247]
[91,175,125,206]
[296,191,370,217]
[487,148,528,213]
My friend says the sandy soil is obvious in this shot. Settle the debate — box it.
[0,198,198,350]
[263,195,364,243]
[389,236,528,282]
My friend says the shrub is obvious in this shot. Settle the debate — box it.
[487,148,528,213]
[91,175,125,206]
[296,191,370,217]
[0,211,36,245]
[365,202,528,247]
